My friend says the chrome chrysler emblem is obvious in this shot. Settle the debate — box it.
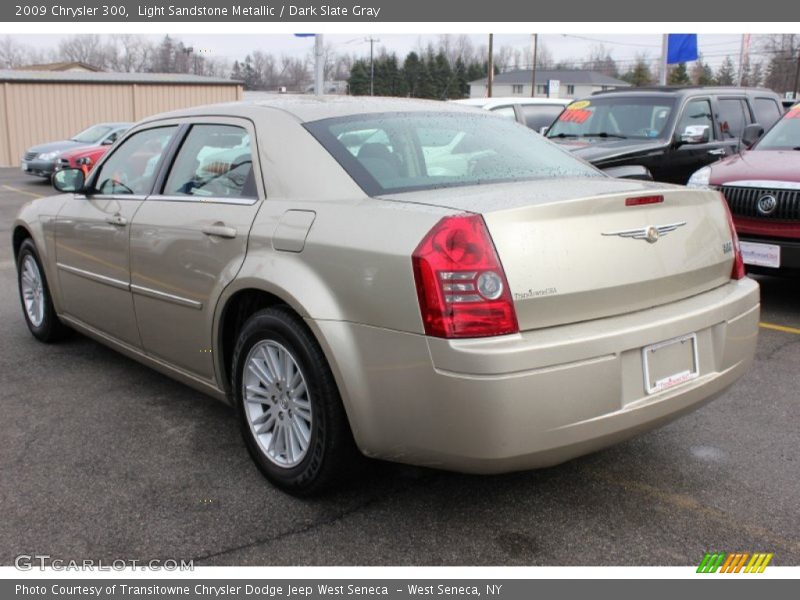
[757,194,777,215]
[602,222,686,244]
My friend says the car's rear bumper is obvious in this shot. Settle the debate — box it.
[311,277,760,473]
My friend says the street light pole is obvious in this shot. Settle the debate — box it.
[314,34,324,97]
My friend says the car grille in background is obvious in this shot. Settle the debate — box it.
[23,151,38,161]
[721,185,800,221]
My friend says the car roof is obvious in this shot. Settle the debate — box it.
[591,86,780,98]
[452,97,570,108]
[87,122,133,128]
[139,96,493,125]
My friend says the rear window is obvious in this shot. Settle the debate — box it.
[520,104,566,131]
[305,112,601,196]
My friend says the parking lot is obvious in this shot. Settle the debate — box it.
[0,166,798,566]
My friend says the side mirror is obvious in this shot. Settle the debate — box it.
[52,168,86,193]
[678,125,710,145]
[741,123,764,149]
[101,137,115,145]
[602,165,654,181]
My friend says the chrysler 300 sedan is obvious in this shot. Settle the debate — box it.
[13,97,760,494]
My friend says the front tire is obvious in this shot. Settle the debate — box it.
[16,238,68,343]
[232,307,359,495]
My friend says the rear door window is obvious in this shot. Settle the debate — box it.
[717,98,748,139]
[162,124,257,199]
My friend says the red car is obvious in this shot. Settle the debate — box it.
[56,145,111,176]
[688,104,800,273]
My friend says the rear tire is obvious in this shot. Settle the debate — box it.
[232,306,359,495]
[16,238,69,343]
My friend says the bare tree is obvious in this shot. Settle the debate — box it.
[108,35,153,73]
[57,35,113,69]
[0,36,27,68]
[583,44,619,78]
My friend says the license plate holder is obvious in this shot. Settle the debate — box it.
[642,333,699,395]
[740,241,780,268]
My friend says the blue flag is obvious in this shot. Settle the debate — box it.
[667,34,698,64]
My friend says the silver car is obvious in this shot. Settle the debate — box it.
[13,97,759,494]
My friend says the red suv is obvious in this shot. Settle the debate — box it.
[688,104,800,273]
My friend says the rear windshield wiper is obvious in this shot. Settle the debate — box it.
[582,132,627,139]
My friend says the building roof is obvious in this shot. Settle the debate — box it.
[469,69,631,88]
[16,62,102,72]
[0,70,240,86]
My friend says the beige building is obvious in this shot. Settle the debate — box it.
[0,70,243,167]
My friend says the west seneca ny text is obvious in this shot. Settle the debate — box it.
[137,4,382,18]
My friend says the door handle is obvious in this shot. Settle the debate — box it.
[202,223,237,239]
[707,148,726,156]
[105,214,127,226]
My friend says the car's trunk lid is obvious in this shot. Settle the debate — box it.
[381,178,734,331]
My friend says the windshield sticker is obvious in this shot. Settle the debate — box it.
[567,100,591,110]
[559,109,592,124]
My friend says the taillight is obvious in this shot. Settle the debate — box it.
[719,193,746,280]
[412,214,519,338]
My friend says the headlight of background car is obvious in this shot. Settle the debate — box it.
[687,166,711,189]
[37,151,60,161]
[76,157,92,166]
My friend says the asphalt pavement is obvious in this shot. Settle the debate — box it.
[0,168,798,566]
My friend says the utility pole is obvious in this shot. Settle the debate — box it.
[530,34,538,97]
[793,45,800,100]
[487,33,494,98]
[366,37,380,96]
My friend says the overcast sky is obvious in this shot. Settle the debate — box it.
[6,33,753,69]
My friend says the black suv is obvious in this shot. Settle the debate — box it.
[546,87,785,184]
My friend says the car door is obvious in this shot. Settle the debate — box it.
[54,125,178,347]
[662,97,726,183]
[129,119,263,381]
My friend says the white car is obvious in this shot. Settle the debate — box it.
[453,97,570,132]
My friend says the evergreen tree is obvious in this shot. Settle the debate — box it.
[691,55,716,85]
[403,52,424,97]
[716,57,736,85]
[230,60,243,83]
[431,51,453,99]
[621,57,653,87]
[453,57,469,98]
[347,60,370,95]
[668,62,691,86]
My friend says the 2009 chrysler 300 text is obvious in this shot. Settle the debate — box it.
[12,97,759,494]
